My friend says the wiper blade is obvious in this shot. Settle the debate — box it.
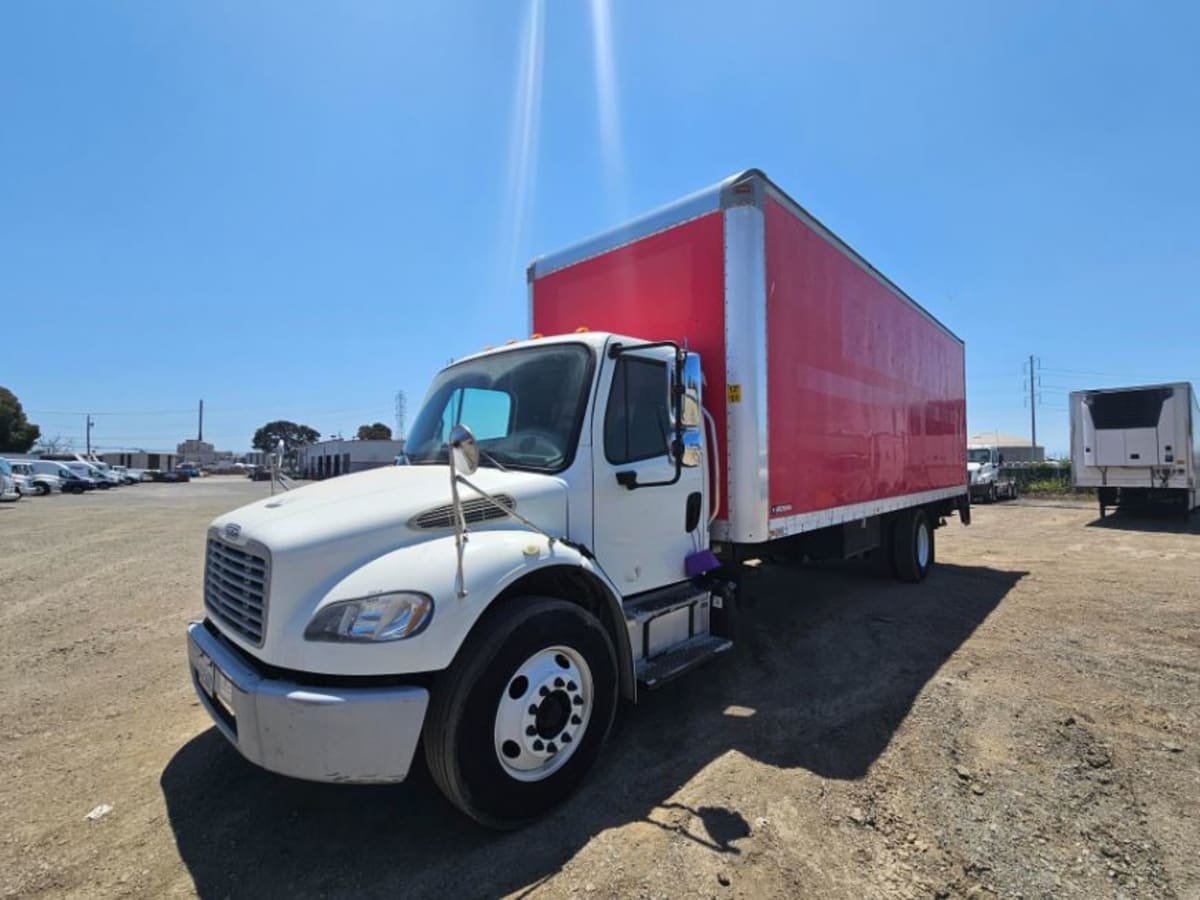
[478,448,509,472]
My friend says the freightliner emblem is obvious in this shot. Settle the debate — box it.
[223,523,242,540]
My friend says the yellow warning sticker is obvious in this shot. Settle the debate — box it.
[727,384,742,403]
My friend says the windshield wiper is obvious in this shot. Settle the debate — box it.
[477,448,509,472]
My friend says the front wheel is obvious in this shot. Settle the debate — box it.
[37,483,51,496]
[892,508,935,582]
[424,596,618,829]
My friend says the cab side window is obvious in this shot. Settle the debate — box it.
[604,358,670,464]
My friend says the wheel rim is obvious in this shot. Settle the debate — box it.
[493,645,593,783]
[916,520,931,569]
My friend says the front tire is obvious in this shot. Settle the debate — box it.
[424,596,618,829]
[892,508,935,583]
[37,483,51,496]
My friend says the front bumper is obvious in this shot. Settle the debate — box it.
[186,621,429,784]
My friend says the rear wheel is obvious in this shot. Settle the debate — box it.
[988,483,998,503]
[37,483,50,496]
[892,508,935,583]
[424,596,618,829]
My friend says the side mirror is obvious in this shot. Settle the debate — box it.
[679,353,702,428]
[449,423,480,476]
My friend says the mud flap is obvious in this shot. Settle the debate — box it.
[957,493,972,526]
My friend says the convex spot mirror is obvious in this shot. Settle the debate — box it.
[449,424,480,476]
[680,431,702,468]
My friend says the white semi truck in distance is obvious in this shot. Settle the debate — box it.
[185,170,969,827]
[1070,382,1199,518]
[966,444,1018,503]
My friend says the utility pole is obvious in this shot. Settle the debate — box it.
[198,399,204,441]
[1028,354,1038,453]
[85,415,94,456]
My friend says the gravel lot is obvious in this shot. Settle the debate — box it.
[1,479,1197,899]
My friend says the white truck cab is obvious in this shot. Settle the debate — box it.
[966,445,1017,503]
[188,333,718,826]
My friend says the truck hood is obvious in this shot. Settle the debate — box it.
[210,465,569,556]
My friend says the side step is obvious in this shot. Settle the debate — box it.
[625,582,708,624]
[637,634,732,689]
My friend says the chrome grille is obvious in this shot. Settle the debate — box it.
[205,538,269,645]
[411,495,515,529]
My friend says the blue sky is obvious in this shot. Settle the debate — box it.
[2,1,1197,456]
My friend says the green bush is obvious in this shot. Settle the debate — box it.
[1022,478,1091,496]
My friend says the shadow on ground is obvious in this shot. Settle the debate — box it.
[1085,508,1200,535]
[162,560,1024,898]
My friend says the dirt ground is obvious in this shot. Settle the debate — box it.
[0,479,1197,899]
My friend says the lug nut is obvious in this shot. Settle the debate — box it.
[561,733,572,743]
[528,704,538,715]
[567,681,577,691]
[539,686,549,697]
[572,695,583,706]
[571,714,582,725]
[526,725,536,736]
[533,740,544,751]
[554,677,564,688]
[546,742,557,754]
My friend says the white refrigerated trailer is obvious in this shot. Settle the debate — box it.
[1070,382,1199,518]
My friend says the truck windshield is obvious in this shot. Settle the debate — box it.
[406,343,595,473]
[967,448,992,464]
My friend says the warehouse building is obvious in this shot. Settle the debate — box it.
[99,451,180,471]
[296,438,406,479]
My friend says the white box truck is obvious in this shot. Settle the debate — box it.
[1070,382,1198,518]
[186,169,969,827]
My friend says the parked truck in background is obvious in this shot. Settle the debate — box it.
[1071,382,1198,518]
[967,444,1018,503]
[186,169,969,827]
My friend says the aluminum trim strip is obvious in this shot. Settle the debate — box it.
[527,178,733,280]
[723,204,770,543]
[767,486,968,538]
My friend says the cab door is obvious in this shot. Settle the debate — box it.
[591,342,706,594]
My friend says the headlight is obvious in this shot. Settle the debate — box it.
[304,592,434,642]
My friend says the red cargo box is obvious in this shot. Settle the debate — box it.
[530,169,966,545]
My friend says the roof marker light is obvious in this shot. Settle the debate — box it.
[530,333,544,339]
[575,326,590,333]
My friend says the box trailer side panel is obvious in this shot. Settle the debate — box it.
[763,198,967,534]
[532,170,967,544]
[531,210,732,525]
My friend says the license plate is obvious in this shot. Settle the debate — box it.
[196,657,215,696]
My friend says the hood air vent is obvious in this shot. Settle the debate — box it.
[411,495,515,530]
